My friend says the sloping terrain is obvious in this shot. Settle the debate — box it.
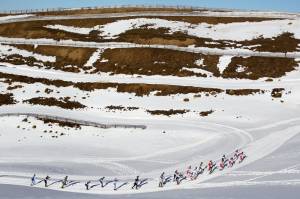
[0,8,300,198]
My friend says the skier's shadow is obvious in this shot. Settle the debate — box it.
[47,179,62,187]
[32,179,44,186]
[114,182,128,191]
[138,179,148,188]
[64,181,81,188]
[163,176,172,185]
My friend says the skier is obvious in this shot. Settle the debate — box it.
[229,157,235,167]
[173,170,180,185]
[44,175,50,187]
[234,149,240,160]
[85,181,91,190]
[132,176,140,190]
[222,154,228,166]
[31,174,36,186]
[186,165,193,180]
[61,176,68,189]
[192,166,198,180]
[198,162,205,174]
[159,172,165,187]
[208,160,213,172]
[99,177,105,188]
[219,161,225,171]
[113,178,118,191]
[239,152,247,163]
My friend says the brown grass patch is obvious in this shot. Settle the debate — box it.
[1,71,224,97]
[226,89,263,96]
[147,109,188,116]
[4,44,96,73]
[93,48,219,77]
[271,88,285,98]
[37,117,81,128]
[200,110,214,116]
[241,32,300,52]
[222,56,298,80]
[0,93,16,106]
[152,16,280,24]
[105,105,139,111]
[23,97,86,109]
[35,7,194,16]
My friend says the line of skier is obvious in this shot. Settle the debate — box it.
[30,149,247,191]
[159,149,247,187]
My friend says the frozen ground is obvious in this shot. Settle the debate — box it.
[0,9,300,198]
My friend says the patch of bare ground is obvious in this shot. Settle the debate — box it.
[200,110,214,116]
[1,72,266,97]
[226,89,264,96]
[8,44,96,72]
[271,88,285,98]
[147,109,188,116]
[222,56,298,80]
[6,84,23,90]
[93,48,219,77]
[23,97,86,109]
[0,20,113,42]
[0,93,16,106]
[105,105,139,111]
[35,7,195,16]
[241,32,300,52]
[150,16,280,24]
[37,117,81,129]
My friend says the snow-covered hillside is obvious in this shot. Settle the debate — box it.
[0,8,300,199]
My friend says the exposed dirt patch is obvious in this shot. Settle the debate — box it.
[23,97,86,109]
[0,93,16,106]
[37,117,81,129]
[226,89,264,96]
[35,7,195,16]
[147,109,188,116]
[151,16,280,24]
[271,88,285,98]
[200,110,214,116]
[105,105,139,111]
[7,84,23,90]
[241,32,300,52]
[1,72,268,97]
[94,48,219,77]
[8,44,96,72]
[222,56,298,80]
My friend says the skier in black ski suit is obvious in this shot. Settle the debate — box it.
[132,176,140,190]
[61,176,68,188]
[44,175,50,187]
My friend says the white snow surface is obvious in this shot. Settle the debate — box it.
[1,11,300,198]
[0,14,34,21]
[217,56,233,74]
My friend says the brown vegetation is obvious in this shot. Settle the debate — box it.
[23,97,86,109]
[35,7,195,16]
[94,48,219,77]
[241,32,300,52]
[37,117,81,128]
[226,89,263,96]
[200,110,214,116]
[147,109,188,116]
[0,93,16,106]
[271,88,285,98]
[222,56,298,80]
